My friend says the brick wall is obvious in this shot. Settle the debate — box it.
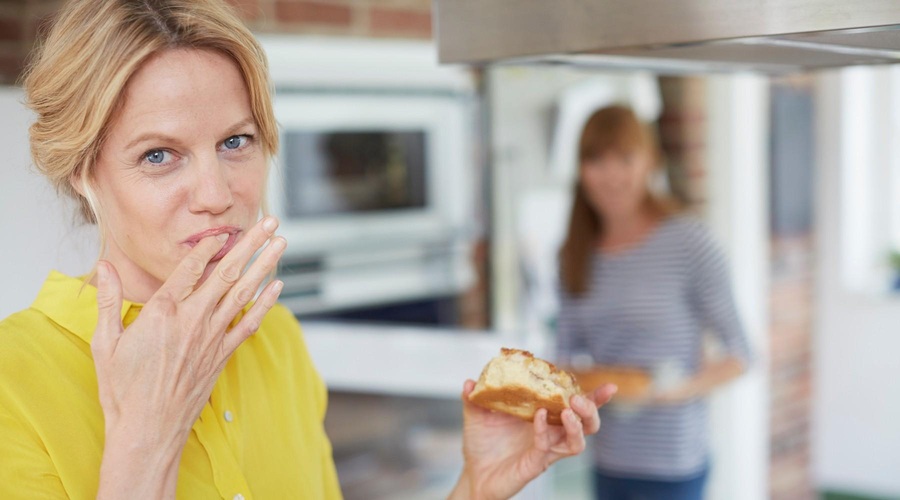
[0,0,433,85]
[0,0,58,85]
[0,2,23,85]
[231,0,432,39]
[658,77,709,208]
[769,235,815,500]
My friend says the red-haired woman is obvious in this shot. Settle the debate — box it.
[556,105,752,500]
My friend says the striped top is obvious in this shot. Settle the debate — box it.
[555,215,751,480]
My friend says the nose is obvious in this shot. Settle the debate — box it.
[585,159,624,186]
[188,154,234,215]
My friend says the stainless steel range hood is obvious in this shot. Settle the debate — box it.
[434,0,900,72]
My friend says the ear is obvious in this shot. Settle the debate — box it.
[68,172,86,197]
[69,165,100,199]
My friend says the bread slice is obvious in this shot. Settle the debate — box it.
[468,348,581,425]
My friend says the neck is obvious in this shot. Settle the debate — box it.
[598,206,658,249]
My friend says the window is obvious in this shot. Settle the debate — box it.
[837,65,900,293]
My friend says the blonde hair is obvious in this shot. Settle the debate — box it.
[23,0,278,234]
[559,105,682,296]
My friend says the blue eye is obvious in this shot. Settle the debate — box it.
[223,135,248,150]
[144,149,171,165]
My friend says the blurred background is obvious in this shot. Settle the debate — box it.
[1,1,899,499]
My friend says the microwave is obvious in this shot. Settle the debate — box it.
[261,37,479,315]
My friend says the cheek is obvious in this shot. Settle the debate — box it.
[629,171,647,190]
[96,176,172,233]
[230,165,266,210]
[632,168,652,192]
[587,171,620,201]
[580,167,604,189]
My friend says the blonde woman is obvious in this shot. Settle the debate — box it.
[0,1,615,499]
[556,106,751,500]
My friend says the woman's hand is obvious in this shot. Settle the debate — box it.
[450,380,617,500]
[647,383,699,405]
[649,357,746,405]
[91,217,285,499]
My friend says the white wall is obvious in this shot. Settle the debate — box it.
[814,68,900,498]
[0,88,97,320]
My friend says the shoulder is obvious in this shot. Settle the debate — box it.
[663,214,712,240]
[661,215,720,256]
[0,308,92,426]
[0,308,65,369]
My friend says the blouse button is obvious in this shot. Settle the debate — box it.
[233,494,244,500]
[224,410,234,423]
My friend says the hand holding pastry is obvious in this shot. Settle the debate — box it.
[448,349,617,500]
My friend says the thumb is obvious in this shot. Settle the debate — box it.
[461,379,476,400]
[94,261,124,346]
[460,379,481,415]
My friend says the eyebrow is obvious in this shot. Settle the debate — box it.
[123,117,257,151]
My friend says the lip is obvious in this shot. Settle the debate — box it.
[182,225,242,262]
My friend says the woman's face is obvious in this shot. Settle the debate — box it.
[89,48,266,302]
[579,148,654,220]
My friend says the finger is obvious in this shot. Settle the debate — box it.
[461,379,480,409]
[159,235,228,301]
[199,216,279,302]
[586,383,618,409]
[462,379,476,399]
[460,379,487,420]
[222,279,283,355]
[210,235,286,331]
[571,394,601,435]
[560,408,586,454]
[511,411,553,484]
[93,261,125,351]
[532,408,552,452]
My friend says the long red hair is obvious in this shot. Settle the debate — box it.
[559,105,681,296]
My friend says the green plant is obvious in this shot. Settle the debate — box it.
[891,250,900,271]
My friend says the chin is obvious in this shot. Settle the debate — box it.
[599,205,627,218]
[605,201,642,217]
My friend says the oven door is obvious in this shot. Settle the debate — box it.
[269,91,476,314]
[280,128,428,218]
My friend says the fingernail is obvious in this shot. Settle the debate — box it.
[271,236,287,251]
[217,233,229,242]
[572,395,585,409]
[262,216,278,233]
[272,280,284,294]
[97,262,107,283]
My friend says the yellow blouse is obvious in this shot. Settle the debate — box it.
[0,271,342,499]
